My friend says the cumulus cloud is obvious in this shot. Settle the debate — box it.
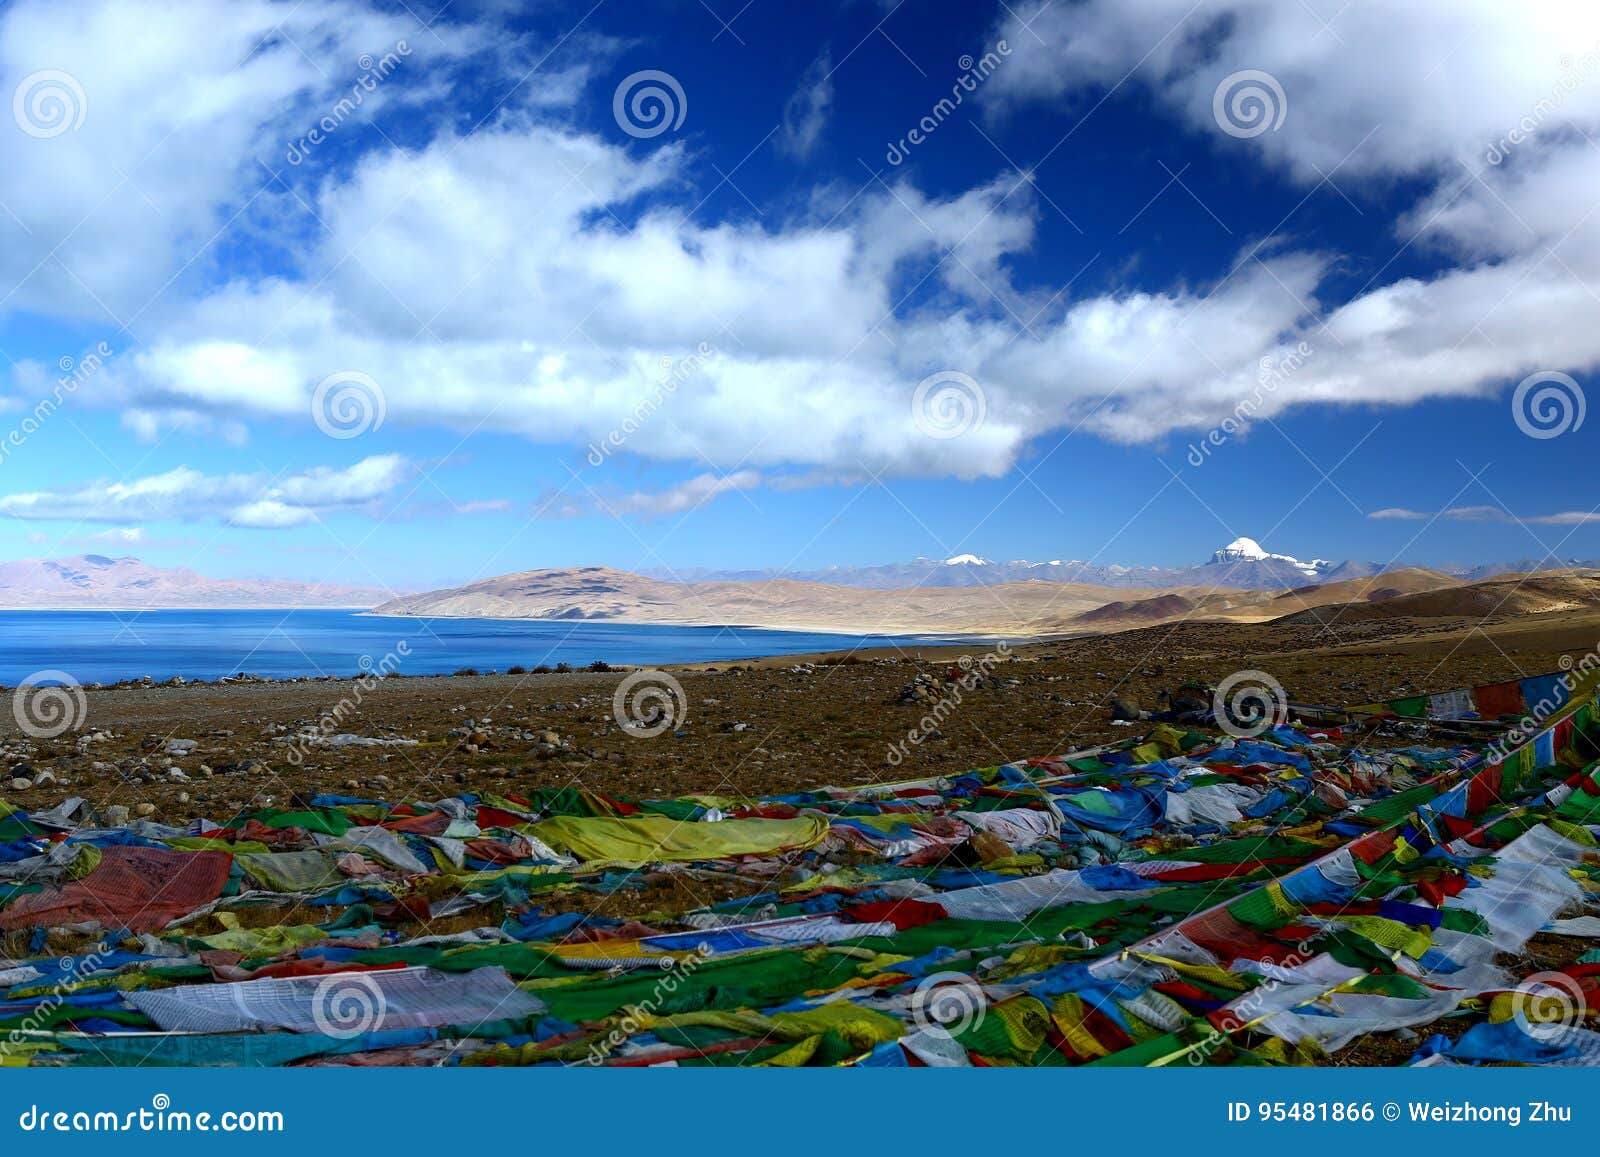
[0,0,510,323]
[985,0,1600,182]
[3,0,1599,489]
[0,454,414,527]
[971,0,1600,444]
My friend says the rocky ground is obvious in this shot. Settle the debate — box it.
[1,613,1590,825]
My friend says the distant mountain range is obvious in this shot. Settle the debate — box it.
[3,541,1594,624]
[370,559,1600,638]
[0,555,399,609]
[367,565,1168,635]
[648,538,1599,591]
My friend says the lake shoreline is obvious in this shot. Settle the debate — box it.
[0,607,990,686]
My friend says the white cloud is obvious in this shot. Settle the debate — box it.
[602,470,764,518]
[543,470,765,521]
[0,0,515,323]
[780,52,834,159]
[58,526,196,549]
[985,1,1600,182]
[5,0,1600,486]
[227,499,315,529]
[0,453,414,526]
[79,526,148,544]
[122,408,248,446]
[971,0,1600,442]
[1370,505,1600,526]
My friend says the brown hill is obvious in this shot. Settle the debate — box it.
[371,563,1565,640]
[1064,567,1462,630]
[369,566,1239,637]
[1273,570,1600,626]
[1075,593,1200,623]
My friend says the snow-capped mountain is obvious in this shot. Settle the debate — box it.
[647,541,1596,591]
[1208,537,1336,577]
[651,540,1346,589]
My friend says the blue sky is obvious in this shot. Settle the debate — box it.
[1,0,1597,593]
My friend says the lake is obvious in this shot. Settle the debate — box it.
[0,609,955,685]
